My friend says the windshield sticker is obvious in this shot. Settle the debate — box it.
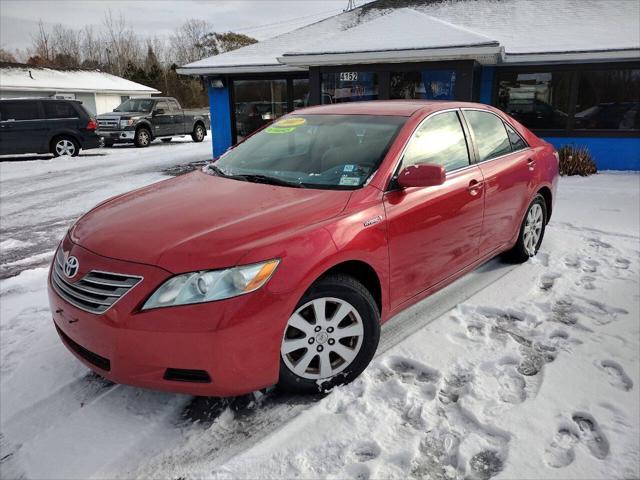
[274,117,306,128]
[343,164,355,172]
[339,176,360,186]
[265,126,296,134]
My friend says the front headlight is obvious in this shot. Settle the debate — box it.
[120,118,135,128]
[141,259,279,310]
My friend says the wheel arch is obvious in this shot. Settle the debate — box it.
[135,122,153,138]
[317,260,382,315]
[49,132,80,151]
[537,186,553,223]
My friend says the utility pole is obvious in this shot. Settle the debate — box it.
[344,0,357,12]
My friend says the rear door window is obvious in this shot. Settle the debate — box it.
[156,101,170,113]
[0,101,40,121]
[464,110,512,162]
[43,101,79,119]
[402,111,470,172]
[168,99,181,112]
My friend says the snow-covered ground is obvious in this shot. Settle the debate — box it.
[0,142,638,480]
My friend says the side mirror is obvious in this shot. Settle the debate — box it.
[397,163,446,188]
[153,108,165,115]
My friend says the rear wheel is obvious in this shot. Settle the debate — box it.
[278,274,380,393]
[191,124,206,142]
[505,194,547,263]
[51,136,79,157]
[134,127,151,148]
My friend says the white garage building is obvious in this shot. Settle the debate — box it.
[0,63,159,115]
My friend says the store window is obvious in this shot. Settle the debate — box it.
[234,79,288,140]
[391,70,457,100]
[403,111,470,172]
[321,71,379,104]
[574,69,640,130]
[292,78,310,110]
[497,71,572,130]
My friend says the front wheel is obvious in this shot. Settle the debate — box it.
[191,124,206,142]
[505,194,547,263]
[278,274,380,393]
[51,136,79,157]
[134,127,151,148]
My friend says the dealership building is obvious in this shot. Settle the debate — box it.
[178,0,640,170]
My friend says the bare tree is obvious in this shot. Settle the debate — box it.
[170,19,212,65]
[0,48,17,63]
[31,20,54,62]
[102,10,140,75]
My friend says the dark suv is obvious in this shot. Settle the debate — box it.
[0,98,100,157]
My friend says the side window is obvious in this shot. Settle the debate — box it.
[0,101,40,121]
[504,122,528,151]
[402,111,470,172]
[43,101,78,119]
[464,110,512,162]
[169,99,181,112]
[156,101,170,113]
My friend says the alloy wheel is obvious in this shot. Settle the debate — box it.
[55,139,76,156]
[523,203,544,256]
[196,126,205,141]
[138,130,150,146]
[281,297,364,380]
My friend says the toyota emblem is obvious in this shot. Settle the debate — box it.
[63,256,80,278]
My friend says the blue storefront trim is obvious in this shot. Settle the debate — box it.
[478,66,494,105]
[208,83,233,158]
[542,137,640,171]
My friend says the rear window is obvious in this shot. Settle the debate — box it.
[0,101,40,121]
[43,101,79,119]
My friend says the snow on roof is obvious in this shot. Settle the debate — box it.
[283,9,498,56]
[178,0,640,74]
[0,66,160,94]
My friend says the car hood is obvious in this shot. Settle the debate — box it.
[70,171,351,272]
[97,111,148,118]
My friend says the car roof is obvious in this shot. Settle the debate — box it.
[296,100,493,117]
[0,97,80,102]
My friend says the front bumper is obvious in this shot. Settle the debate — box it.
[48,238,295,396]
[98,130,135,142]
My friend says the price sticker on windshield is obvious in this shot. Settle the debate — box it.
[266,117,307,134]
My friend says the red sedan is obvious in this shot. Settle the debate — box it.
[49,101,559,396]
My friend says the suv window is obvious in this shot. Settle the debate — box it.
[168,99,181,112]
[464,110,512,162]
[0,101,40,121]
[504,122,528,151]
[402,111,470,172]
[156,101,170,113]
[43,101,78,119]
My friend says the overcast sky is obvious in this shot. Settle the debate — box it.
[0,0,358,52]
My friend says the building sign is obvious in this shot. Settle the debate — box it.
[339,72,358,82]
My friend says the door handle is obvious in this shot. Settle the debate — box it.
[527,158,537,170]
[468,179,483,196]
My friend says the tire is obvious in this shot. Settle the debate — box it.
[191,123,206,142]
[134,127,151,148]
[161,138,172,143]
[102,139,115,148]
[278,274,380,394]
[504,193,548,263]
[51,136,79,157]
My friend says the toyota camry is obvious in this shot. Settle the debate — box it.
[49,101,558,396]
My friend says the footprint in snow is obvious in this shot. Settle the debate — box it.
[344,462,371,480]
[544,427,580,468]
[468,450,504,480]
[596,359,633,392]
[539,272,561,291]
[438,369,473,405]
[386,357,441,385]
[586,237,613,249]
[496,367,527,404]
[351,440,381,462]
[544,413,610,468]
[614,257,630,270]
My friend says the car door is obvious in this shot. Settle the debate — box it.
[384,109,485,309]
[0,100,46,155]
[168,99,186,134]
[462,109,535,256]
[153,100,173,137]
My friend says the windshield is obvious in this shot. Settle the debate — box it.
[212,114,406,189]
[114,99,155,113]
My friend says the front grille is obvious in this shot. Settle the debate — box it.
[51,248,142,314]
[97,118,119,130]
[56,325,111,371]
